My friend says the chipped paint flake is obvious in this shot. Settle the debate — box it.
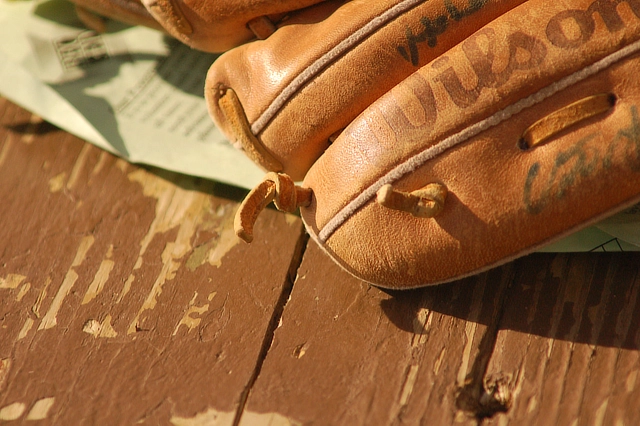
[284,213,298,226]
[626,370,638,392]
[239,411,302,426]
[48,172,66,193]
[0,359,10,389]
[127,169,216,334]
[208,226,239,268]
[26,397,55,420]
[170,408,235,426]
[595,398,609,426]
[72,235,95,267]
[411,307,431,347]
[173,292,211,335]
[433,347,446,376]
[17,317,34,340]
[15,282,30,301]
[117,274,136,303]
[32,276,52,318]
[186,205,239,271]
[399,365,420,406]
[38,270,78,330]
[170,408,301,426]
[0,402,26,421]
[83,319,101,336]
[66,144,91,190]
[82,259,115,304]
[456,321,478,387]
[83,315,117,338]
[38,236,93,330]
[0,274,26,289]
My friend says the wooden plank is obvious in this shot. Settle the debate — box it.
[238,240,517,425]
[0,98,305,424]
[483,252,640,426]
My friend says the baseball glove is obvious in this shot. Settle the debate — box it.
[70,0,640,288]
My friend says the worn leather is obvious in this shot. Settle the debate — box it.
[206,0,528,180]
[68,0,330,52]
[300,0,640,288]
[68,0,640,288]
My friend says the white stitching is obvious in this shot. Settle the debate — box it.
[318,38,640,242]
[250,0,427,135]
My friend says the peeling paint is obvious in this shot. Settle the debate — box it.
[83,315,118,338]
[0,402,26,421]
[0,134,13,169]
[456,321,478,387]
[48,172,66,193]
[72,236,95,267]
[170,408,235,426]
[38,235,93,330]
[169,408,301,426]
[38,270,78,331]
[399,365,420,406]
[115,158,128,173]
[15,282,30,301]
[208,226,239,268]
[239,411,302,426]
[17,317,34,340]
[626,370,638,392]
[66,144,91,190]
[0,274,26,289]
[186,204,239,271]
[411,308,431,347]
[117,274,136,303]
[126,169,218,334]
[32,276,52,318]
[0,358,10,389]
[26,397,55,420]
[173,292,212,335]
[292,344,307,359]
[594,398,609,426]
[433,347,446,376]
[82,259,115,304]
[284,213,298,226]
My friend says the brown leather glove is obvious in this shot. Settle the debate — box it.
[69,0,338,52]
[69,0,640,288]
[227,0,640,288]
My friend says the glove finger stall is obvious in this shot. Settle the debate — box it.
[206,0,528,180]
[300,0,640,288]
[141,0,329,52]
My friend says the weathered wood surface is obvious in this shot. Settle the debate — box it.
[1,97,639,425]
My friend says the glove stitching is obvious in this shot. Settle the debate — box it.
[250,0,427,136]
[317,37,640,243]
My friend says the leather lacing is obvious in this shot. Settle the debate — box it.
[518,93,616,150]
[235,92,618,243]
[235,173,311,243]
[247,16,277,39]
[217,87,284,173]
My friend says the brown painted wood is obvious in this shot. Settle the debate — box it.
[1,97,640,425]
[0,98,305,424]
[238,241,516,425]
[484,252,640,426]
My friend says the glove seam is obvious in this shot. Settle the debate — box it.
[317,37,640,243]
[250,0,427,136]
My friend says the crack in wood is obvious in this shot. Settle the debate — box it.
[232,229,310,426]
[455,262,516,422]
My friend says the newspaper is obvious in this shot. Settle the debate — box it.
[0,0,638,252]
[0,0,265,189]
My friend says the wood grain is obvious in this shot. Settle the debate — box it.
[1,97,639,425]
[239,241,516,425]
[0,98,305,424]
